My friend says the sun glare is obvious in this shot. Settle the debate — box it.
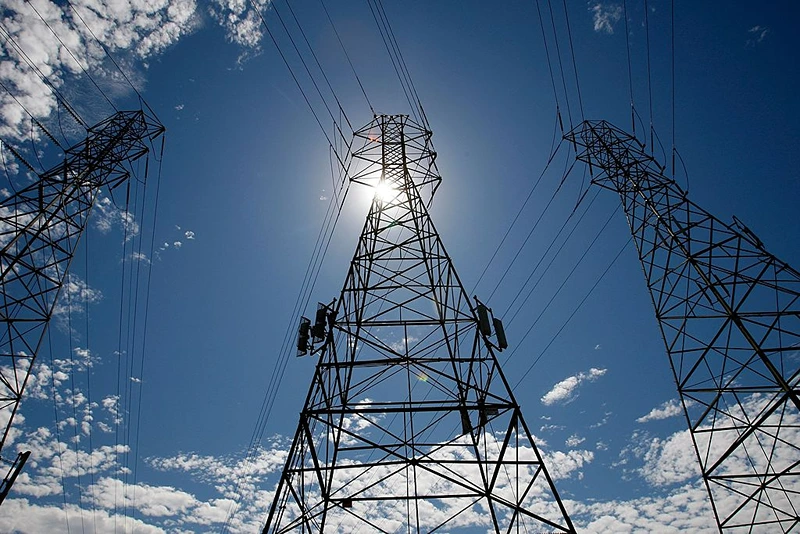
[374,181,398,203]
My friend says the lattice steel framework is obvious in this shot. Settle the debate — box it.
[567,120,800,532]
[0,110,164,479]
[265,115,575,533]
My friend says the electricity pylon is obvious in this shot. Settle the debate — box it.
[265,115,575,533]
[567,120,800,532]
[0,110,164,503]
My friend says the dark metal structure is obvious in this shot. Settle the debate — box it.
[0,110,164,503]
[567,120,800,532]
[265,115,575,533]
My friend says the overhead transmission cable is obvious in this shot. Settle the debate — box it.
[365,0,423,124]
[318,0,375,114]
[546,0,573,129]
[487,151,577,301]
[561,0,584,121]
[510,236,631,390]
[644,0,654,153]
[470,124,563,294]
[503,188,601,325]
[534,0,563,131]
[622,0,636,135]
[130,136,165,522]
[271,0,352,143]
[503,205,620,370]
[24,0,117,113]
[65,0,162,123]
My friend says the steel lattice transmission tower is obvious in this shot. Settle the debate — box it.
[265,115,575,533]
[0,110,164,502]
[567,120,800,532]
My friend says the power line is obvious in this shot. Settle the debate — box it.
[561,0,584,121]
[644,0,654,153]
[504,188,601,325]
[487,152,576,301]
[24,0,117,113]
[318,0,375,114]
[511,236,631,390]
[503,205,619,371]
[471,130,563,294]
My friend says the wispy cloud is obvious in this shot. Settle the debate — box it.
[636,399,685,423]
[541,367,607,406]
[589,3,623,35]
[747,25,770,47]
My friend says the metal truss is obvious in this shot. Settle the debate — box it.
[566,120,800,532]
[265,115,575,533]
[0,110,164,498]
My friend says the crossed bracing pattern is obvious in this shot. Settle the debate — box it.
[567,120,800,532]
[0,110,164,457]
[265,116,574,533]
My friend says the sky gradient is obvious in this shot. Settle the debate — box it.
[0,0,798,532]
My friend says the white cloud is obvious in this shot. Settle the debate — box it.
[208,0,272,50]
[565,434,586,448]
[174,104,184,110]
[173,240,182,248]
[0,0,201,141]
[636,399,686,423]
[747,25,770,46]
[184,230,195,239]
[589,3,623,35]
[541,367,607,406]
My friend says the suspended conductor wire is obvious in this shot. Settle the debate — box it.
[113,180,133,529]
[247,0,349,169]
[221,150,354,533]
[623,0,636,135]
[83,219,99,533]
[486,150,577,301]
[121,156,150,525]
[130,136,164,521]
[24,0,117,113]
[503,187,601,325]
[671,0,678,183]
[285,0,354,131]
[534,0,563,129]
[470,123,563,294]
[64,267,87,533]
[65,0,162,123]
[510,236,632,390]
[319,0,375,114]
[365,0,420,123]
[546,0,573,129]
[561,0,584,121]
[644,0,654,154]
[0,23,88,130]
[374,0,428,129]
[47,328,72,534]
[504,206,620,369]
[271,0,352,143]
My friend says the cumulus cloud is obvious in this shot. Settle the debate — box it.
[0,0,200,142]
[541,367,607,406]
[565,434,586,448]
[636,399,687,423]
[589,3,623,35]
[184,230,195,239]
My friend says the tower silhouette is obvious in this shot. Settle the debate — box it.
[567,120,800,532]
[265,115,575,533]
[0,110,164,503]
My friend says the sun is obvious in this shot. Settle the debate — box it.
[374,180,398,203]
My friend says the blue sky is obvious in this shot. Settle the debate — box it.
[0,0,798,532]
